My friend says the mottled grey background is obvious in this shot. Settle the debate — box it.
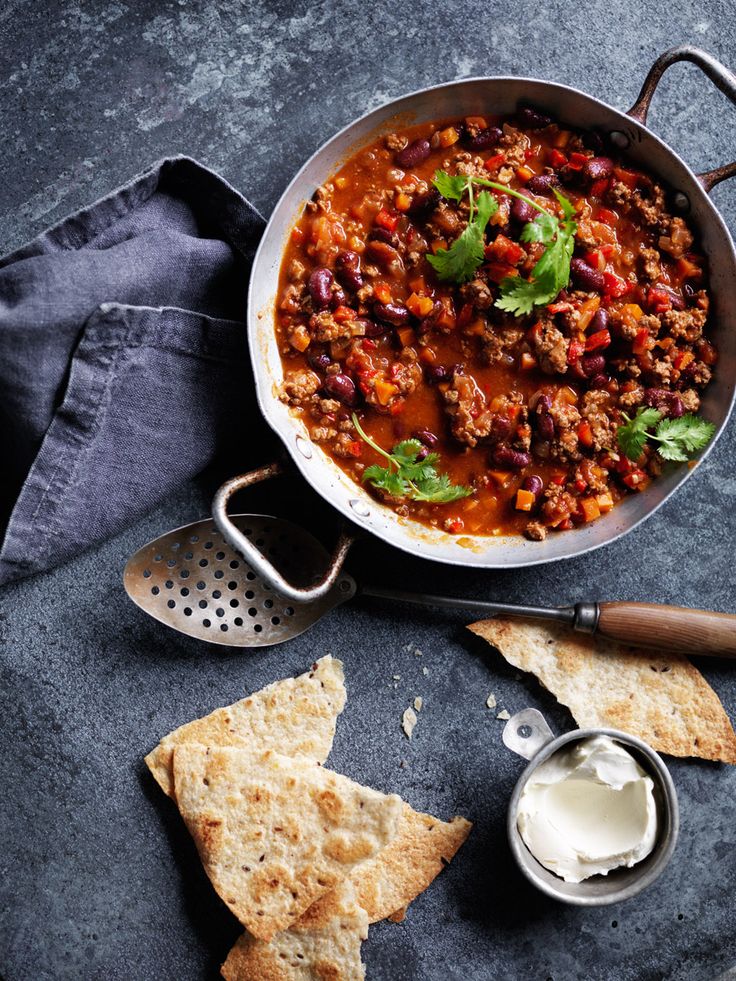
[2,2,736,980]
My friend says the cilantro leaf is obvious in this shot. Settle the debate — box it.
[553,187,578,221]
[431,171,468,201]
[520,211,557,245]
[352,414,473,504]
[616,407,716,464]
[652,414,716,461]
[617,407,663,460]
[427,221,487,283]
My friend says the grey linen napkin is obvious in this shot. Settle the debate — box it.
[0,156,268,586]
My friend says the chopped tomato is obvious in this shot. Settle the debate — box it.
[567,151,589,171]
[647,285,673,314]
[332,305,357,323]
[549,148,568,169]
[486,261,518,284]
[585,329,611,352]
[596,207,618,226]
[613,166,639,189]
[486,233,524,265]
[577,421,594,448]
[445,518,464,534]
[374,208,399,232]
[590,178,610,198]
[603,271,629,298]
[483,152,506,171]
[345,440,362,458]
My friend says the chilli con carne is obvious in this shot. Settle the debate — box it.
[275,106,717,540]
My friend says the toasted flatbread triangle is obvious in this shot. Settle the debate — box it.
[349,802,472,923]
[221,880,368,981]
[145,656,346,796]
[172,744,402,941]
[469,618,736,764]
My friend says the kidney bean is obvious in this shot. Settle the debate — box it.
[583,156,614,181]
[491,415,514,441]
[368,226,400,248]
[580,353,607,377]
[308,350,332,372]
[644,388,685,418]
[536,409,555,442]
[308,267,334,309]
[588,308,609,334]
[323,372,358,406]
[466,126,502,150]
[588,373,610,390]
[330,285,346,309]
[396,138,431,169]
[493,445,532,469]
[516,106,553,129]
[335,250,363,292]
[414,429,439,448]
[511,197,537,224]
[522,474,544,506]
[571,257,605,293]
[425,363,452,384]
[366,239,404,273]
[374,301,410,326]
[407,186,441,216]
[526,173,560,194]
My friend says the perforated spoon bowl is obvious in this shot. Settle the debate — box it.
[124,510,736,655]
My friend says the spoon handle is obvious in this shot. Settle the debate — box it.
[595,602,736,657]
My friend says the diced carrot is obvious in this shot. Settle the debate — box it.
[431,239,447,254]
[676,256,702,280]
[515,489,536,512]
[520,351,537,371]
[579,497,601,522]
[622,470,650,491]
[405,293,435,318]
[483,152,506,172]
[332,305,356,323]
[486,233,524,265]
[488,471,512,487]
[434,297,457,330]
[486,261,518,284]
[374,282,392,304]
[516,165,534,183]
[597,492,614,513]
[577,421,594,448]
[577,296,600,331]
[465,318,486,336]
[559,386,579,405]
[396,326,415,348]
[673,349,694,371]
[408,275,428,294]
[621,302,644,322]
[289,325,311,352]
[419,346,437,365]
[438,126,460,148]
[374,378,399,405]
[394,192,412,212]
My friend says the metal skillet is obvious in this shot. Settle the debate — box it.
[238,45,736,580]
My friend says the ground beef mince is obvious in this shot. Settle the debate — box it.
[275,108,716,540]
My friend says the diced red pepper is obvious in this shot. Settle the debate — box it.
[549,148,568,169]
[647,285,673,314]
[361,338,377,351]
[486,233,524,265]
[374,208,399,233]
[567,151,589,171]
[596,207,618,226]
[550,472,567,486]
[345,440,362,458]
[622,470,650,491]
[483,152,506,172]
[333,305,357,323]
[603,271,629,298]
[613,166,639,189]
[445,518,464,534]
[567,339,585,365]
[632,327,650,356]
[524,147,536,160]
[590,178,610,198]
[673,349,694,371]
[486,261,518,284]
[585,329,611,352]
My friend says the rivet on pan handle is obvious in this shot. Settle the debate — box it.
[212,463,357,603]
[627,45,736,193]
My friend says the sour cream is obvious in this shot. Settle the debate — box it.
[517,735,658,883]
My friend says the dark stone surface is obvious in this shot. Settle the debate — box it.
[2,2,736,979]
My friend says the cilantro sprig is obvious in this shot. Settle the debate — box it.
[426,170,577,316]
[617,407,716,462]
[351,414,472,503]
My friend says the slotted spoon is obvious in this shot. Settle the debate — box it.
[124,508,736,655]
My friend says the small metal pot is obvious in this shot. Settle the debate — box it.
[218,46,736,594]
[503,709,679,905]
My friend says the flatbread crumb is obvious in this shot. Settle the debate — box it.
[486,692,497,709]
[413,696,423,712]
[402,707,418,739]
[422,666,429,676]
[496,709,510,720]
[393,674,401,681]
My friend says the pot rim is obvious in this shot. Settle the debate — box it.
[246,72,736,569]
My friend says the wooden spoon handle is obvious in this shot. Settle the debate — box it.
[596,602,736,657]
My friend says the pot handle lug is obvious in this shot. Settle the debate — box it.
[503,709,556,761]
[212,462,357,603]
[627,45,736,193]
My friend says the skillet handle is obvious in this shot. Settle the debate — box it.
[212,463,356,604]
[627,45,736,192]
